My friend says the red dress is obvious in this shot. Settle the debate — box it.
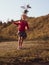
[13,20,29,39]
[13,20,29,32]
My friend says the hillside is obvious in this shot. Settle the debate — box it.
[0,14,49,41]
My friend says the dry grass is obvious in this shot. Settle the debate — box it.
[0,41,49,60]
[0,14,49,41]
[0,41,49,65]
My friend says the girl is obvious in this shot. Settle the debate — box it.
[13,14,29,49]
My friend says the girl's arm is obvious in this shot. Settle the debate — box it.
[13,22,18,25]
[13,21,20,25]
[25,22,29,30]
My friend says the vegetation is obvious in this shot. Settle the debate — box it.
[0,14,49,65]
[0,41,49,65]
[0,14,49,41]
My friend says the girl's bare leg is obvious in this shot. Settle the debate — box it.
[20,37,23,48]
[18,36,23,49]
[18,36,21,49]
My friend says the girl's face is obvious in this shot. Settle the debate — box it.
[21,16,26,20]
[21,15,27,20]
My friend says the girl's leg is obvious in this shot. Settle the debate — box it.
[18,36,23,49]
[18,36,21,49]
[20,37,23,48]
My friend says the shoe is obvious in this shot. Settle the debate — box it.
[17,46,23,50]
[17,47,20,50]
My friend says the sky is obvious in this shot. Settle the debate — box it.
[0,0,49,22]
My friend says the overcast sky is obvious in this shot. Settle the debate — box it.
[0,0,49,22]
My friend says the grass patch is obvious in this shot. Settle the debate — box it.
[0,41,49,64]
